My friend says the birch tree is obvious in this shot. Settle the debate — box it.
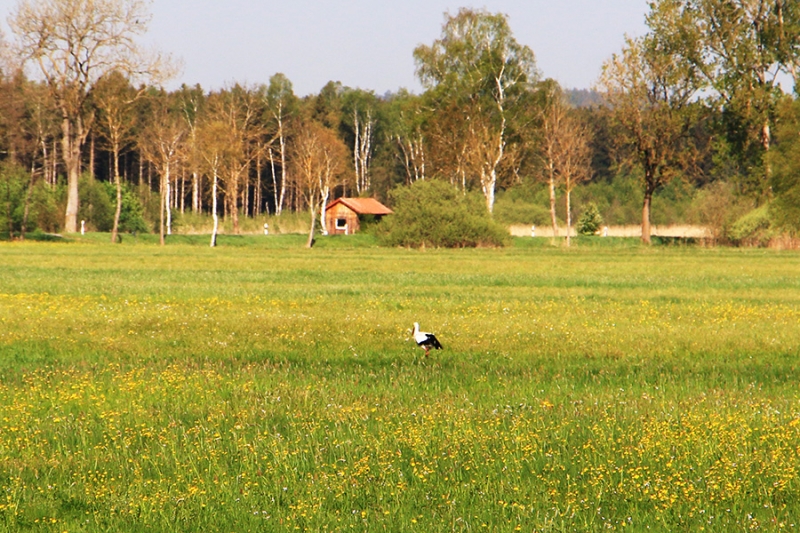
[352,106,373,194]
[139,99,184,246]
[426,97,471,191]
[414,8,537,213]
[20,77,59,239]
[208,85,262,235]
[290,121,347,247]
[0,70,59,239]
[265,74,296,215]
[197,119,229,247]
[9,0,170,233]
[557,112,593,247]
[537,80,567,239]
[176,84,205,215]
[92,71,141,243]
[23,80,59,189]
[342,89,378,195]
[385,91,427,185]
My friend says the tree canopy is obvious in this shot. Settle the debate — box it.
[1,2,799,247]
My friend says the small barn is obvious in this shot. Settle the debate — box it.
[325,197,393,235]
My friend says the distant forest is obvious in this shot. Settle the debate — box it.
[566,89,605,109]
[1,0,799,246]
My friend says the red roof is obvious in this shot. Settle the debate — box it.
[326,197,393,215]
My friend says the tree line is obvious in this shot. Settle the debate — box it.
[1,0,799,246]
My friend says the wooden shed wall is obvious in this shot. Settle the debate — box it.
[325,203,360,235]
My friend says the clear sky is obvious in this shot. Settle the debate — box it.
[1,0,650,96]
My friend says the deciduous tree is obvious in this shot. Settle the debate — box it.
[92,71,142,243]
[176,84,206,215]
[537,80,593,245]
[537,80,566,238]
[342,89,378,195]
[207,85,263,235]
[647,0,800,197]
[138,96,184,246]
[558,111,593,247]
[385,90,427,185]
[265,74,297,215]
[414,8,537,213]
[769,97,800,233]
[599,35,699,244]
[196,117,230,248]
[9,0,171,232]
[290,120,347,248]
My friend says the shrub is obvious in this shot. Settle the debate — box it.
[686,181,750,244]
[769,98,800,235]
[771,187,800,236]
[577,202,604,235]
[78,176,114,231]
[0,163,28,236]
[377,180,509,248]
[29,182,61,233]
[0,163,61,236]
[492,196,553,226]
[729,205,773,247]
[577,173,642,225]
[101,182,149,234]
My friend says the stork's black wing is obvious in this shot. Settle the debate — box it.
[425,334,443,350]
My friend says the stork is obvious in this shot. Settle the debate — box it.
[413,322,443,356]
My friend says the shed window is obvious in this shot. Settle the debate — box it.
[335,218,347,230]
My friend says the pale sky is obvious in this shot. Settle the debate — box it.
[1,0,650,96]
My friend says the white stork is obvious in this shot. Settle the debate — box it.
[413,322,443,356]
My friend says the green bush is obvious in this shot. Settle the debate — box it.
[493,196,554,226]
[686,181,750,244]
[769,98,800,234]
[377,180,509,248]
[729,205,774,246]
[771,187,800,235]
[0,163,61,236]
[0,163,28,235]
[577,202,604,235]
[78,176,114,232]
[77,178,150,234]
[29,181,61,233]
[102,182,149,234]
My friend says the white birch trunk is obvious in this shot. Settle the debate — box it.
[180,169,185,214]
[361,112,372,191]
[549,164,559,238]
[41,139,50,187]
[52,139,58,188]
[353,108,374,194]
[277,110,287,215]
[165,164,172,236]
[210,165,219,247]
[354,110,361,194]
[192,171,199,213]
[306,200,317,248]
[269,149,279,216]
[566,187,572,248]
[255,147,263,216]
[320,185,330,235]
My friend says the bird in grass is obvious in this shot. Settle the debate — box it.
[413,322,443,356]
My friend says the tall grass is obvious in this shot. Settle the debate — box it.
[1,240,800,531]
[173,212,310,235]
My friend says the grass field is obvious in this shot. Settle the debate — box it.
[1,236,800,532]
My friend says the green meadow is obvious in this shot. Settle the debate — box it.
[1,236,800,532]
